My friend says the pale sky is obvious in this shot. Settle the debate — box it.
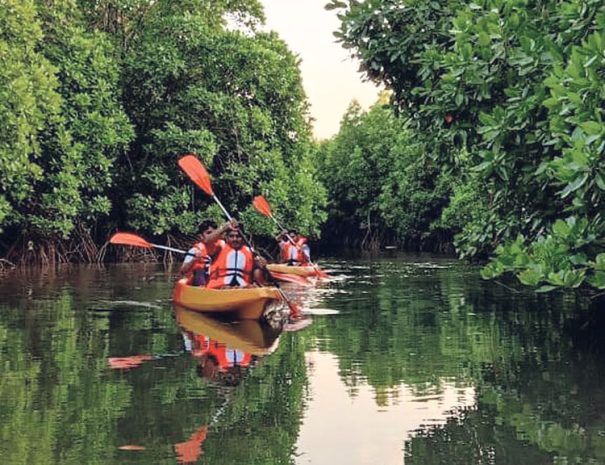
[260,0,380,140]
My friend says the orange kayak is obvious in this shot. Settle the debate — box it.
[173,278,282,320]
[266,264,319,278]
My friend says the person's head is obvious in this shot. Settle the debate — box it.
[225,227,244,249]
[196,355,219,381]
[199,220,218,240]
[218,365,244,387]
[196,355,245,386]
[288,229,300,242]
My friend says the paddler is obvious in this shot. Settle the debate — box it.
[206,226,268,289]
[276,229,311,266]
[179,219,234,286]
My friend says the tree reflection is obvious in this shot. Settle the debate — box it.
[313,258,605,464]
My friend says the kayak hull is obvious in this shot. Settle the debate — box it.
[266,264,318,277]
[173,278,282,320]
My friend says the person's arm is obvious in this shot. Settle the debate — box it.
[301,244,311,262]
[179,248,202,276]
[252,255,268,286]
[204,219,238,245]
[254,255,267,269]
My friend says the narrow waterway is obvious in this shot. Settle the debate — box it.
[1,255,604,464]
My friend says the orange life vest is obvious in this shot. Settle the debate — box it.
[190,241,208,273]
[191,335,251,371]
[207,244,254,289]
[206,239,225,259]
[208,342,252,371]
[281,237,310,266]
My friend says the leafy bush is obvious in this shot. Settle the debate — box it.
[329,0,605,288]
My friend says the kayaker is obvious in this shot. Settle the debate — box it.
[206,227,268,289]
[179,219,234,286]
[276,229,311,266]
[183,329,253,386]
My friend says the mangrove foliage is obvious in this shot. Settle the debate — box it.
[324,0,605,290]
[0,0,326,265]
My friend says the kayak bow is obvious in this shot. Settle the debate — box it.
[173,278,282,320]
[266,264,319,278]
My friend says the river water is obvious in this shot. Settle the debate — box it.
[1,255,604,464]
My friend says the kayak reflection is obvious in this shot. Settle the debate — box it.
[174,305,282,386]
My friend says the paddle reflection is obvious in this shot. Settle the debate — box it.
[175,425,208,464]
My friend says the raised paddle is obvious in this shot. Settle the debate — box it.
[110,232,195,255]
[252,195,330,279]
[109,232,312,287]
[177,154,304,317]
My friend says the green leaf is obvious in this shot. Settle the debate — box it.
[588,271,605,289]
[559,173,589,198]
[552,219,570,237]
[595,173,605,191]
[535,285,557,293]
[580,121,602,136]
[518,268,543,286]
[325,1,347,11]
[594,253,605,271]
[570,253,587,265]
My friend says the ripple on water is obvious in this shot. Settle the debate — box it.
[304,308,340,316]
[98,300,164,310]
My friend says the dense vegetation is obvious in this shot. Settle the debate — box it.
[0,0,326,265]
[323,0,605,290]
[3,0,604,291]
[317,95,456,251]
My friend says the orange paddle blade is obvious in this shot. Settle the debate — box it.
[178,154,214,196]
[108,355,153,370]
[118,445,146,451]
[252,195,273,218]
[109,233,153,249]
[269,271,312,287]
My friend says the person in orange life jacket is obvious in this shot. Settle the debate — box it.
[181,329,254,386]
[276,229,311,266]
[206,226,268,289]
[179,219,235,286]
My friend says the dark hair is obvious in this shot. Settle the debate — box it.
[226,228,242,237]
[288,229,299,235]
[199,220,217,231]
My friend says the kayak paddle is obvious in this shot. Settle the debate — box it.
[110,232,194,255]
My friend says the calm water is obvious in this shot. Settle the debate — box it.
[1,256,605,465]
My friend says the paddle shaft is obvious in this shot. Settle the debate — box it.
[151,243,194,256]
[213,194,234,222]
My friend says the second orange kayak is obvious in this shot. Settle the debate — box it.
[266,264,319,278]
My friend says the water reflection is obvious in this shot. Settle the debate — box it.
[296,351,475,465]
[174,305,282,386]
[300,256,605,465]
[1,258,605,464]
